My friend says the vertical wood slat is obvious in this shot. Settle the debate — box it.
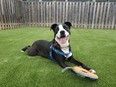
[86,2,90,28]
[40,2,43,27]
[111,2,115,29]
[99,2,104,29]
[95,2,100,29]
[82,2,85,28]
[31,2,35,26]
[37,1,40,26]
[23,2,25,26]
[48,2,51,26]
[114,2,116,29]
[88,2,93,28]
[59,2,62,23]
[43,2,46,27]
[65,1,68,23]
[29,2,31,27]
[92,2,96,29]
[0,0,1,29]
[78,2,81,28]
[105,2,110,29]
[62,2,65,23]
[83,2,87,28]
[102,2,107,29]
[46,2,48,26]
[56,2,58,24]
[13,1,17,28]
[3,0,6,29]
[72,2,75,26]
[108,2,112,29]
[74,2,78,28]
[51,1,55,24]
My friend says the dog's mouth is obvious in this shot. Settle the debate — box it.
[57,36,69,44]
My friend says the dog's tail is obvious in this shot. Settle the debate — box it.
[21,45,30,52]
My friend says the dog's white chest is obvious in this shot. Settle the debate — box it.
[61,47,69,53]
[61,47,72,58]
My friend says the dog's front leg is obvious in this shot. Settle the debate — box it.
[68,56,91,70]
[57,58,69,68]
[68,56,96,73]
[57,58,77,74]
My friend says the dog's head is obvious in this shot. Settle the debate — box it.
[51,22,72,48]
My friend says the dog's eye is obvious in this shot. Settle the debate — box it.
[63,25,69,31]
[63,26,66,29]
[63,25,69,30]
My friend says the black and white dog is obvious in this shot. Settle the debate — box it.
[22,22,96,74]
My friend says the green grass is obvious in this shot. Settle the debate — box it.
[0,27,116,87]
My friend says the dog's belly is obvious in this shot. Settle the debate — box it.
[32,40,51,58]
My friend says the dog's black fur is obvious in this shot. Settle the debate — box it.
[22,22,94,72]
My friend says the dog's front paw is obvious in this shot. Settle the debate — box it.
[89,69,96,74]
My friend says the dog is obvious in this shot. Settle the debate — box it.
[21,22,96,74]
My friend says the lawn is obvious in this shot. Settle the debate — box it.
[0,27,116,87]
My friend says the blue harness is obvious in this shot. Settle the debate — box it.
[49,44,72,62]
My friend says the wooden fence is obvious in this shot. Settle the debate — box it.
[0,0,23,29]
[0,0,116,30]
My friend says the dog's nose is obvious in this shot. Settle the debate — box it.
[60,30,65,35]
[60,30,65,37]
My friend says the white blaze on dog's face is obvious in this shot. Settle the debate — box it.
[51,22,72,53]
[51,22,72,48]
[55,25,70,48]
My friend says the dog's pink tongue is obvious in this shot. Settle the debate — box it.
[59,37,67,44]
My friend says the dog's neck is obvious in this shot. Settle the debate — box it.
[53,40,70,54]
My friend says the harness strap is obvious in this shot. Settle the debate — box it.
[49,51,56,62]
[49,44,72,62]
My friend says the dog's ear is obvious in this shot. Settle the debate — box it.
[64,22,72,29]
[50,24,58,32]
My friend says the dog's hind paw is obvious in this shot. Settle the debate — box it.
[21,50,24,52]
[21,45,30,52]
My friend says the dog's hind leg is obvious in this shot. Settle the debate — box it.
[21,45,30,52]
[22,45,38,56]
[26,46,38,56]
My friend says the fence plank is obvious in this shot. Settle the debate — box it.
[114,2,116,29]
[78,2,81,28]
[37,1,40,26]
[65,1,68,22]
[0,1,1,30]
[105,2,110,29]
[98,2,103,29]
[101,2,107,29]
[108,2,113,29]
[51,1,55,24]
[49,2,51,26]
[88,2,93,28]
[92,2,96,29]
[62,2,65,23]
[111,2,116,29]
[95,2,99,28]
[82,2,85,28]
